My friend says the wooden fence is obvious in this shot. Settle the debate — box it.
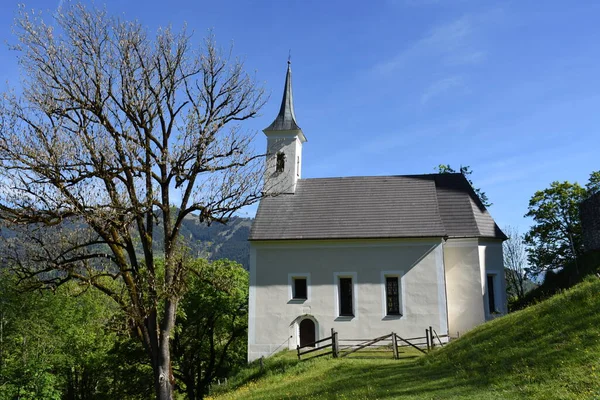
[297,328,339,360]
[297,326,449,361]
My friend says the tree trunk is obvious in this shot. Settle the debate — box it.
[154,344,174,400]
[153,299,177,400]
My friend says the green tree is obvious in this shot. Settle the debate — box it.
[0,271,143,400]
[524,181,588,275]
[435,164,491,207]
[0,271,63,399]
[1,259,250,399]
[0,4,265,399]
[586,170,600,196]
[172,259,248,400]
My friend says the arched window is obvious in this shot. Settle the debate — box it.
[276,152,286,173]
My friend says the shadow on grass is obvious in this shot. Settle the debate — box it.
[209,353,302,396]
[214,278,600,399]
[231,358,479,400]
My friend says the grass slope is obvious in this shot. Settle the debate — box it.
[209,277,600,399]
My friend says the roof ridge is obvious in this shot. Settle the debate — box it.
[299,173,462,181]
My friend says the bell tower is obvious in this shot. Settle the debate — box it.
[263,61,306,194]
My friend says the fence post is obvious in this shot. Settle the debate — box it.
[331,328,339,358]
[297,345,301,360]
[429,326,434,349]
[425,328,430,351]
[392,332,399,360]
[260,356,264,371]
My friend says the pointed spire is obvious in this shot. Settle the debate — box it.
[264,61,301,132]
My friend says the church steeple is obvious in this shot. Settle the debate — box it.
[263,61,306,194]
[264,61,306,141]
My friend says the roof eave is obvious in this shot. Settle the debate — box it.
[249,234,446,242]
[263,128,306,142]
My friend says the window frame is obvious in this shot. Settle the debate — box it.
[486,273,498,315]
[288,273,310,304]
[333,272,358,320]
[381,271,404,319]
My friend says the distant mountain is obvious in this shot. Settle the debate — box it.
[1,215,254,270]
[179,215,253,270]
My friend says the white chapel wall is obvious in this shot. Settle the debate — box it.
[248,238,448,362]
[443,238,485,337]
[478,240,508,319]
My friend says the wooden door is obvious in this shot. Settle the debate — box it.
[299,319,315,347]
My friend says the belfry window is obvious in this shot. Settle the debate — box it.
[276,152,286,173]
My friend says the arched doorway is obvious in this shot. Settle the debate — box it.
[299,319,316,347]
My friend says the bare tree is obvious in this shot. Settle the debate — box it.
[503,225,528,301]
[0,4,266,399]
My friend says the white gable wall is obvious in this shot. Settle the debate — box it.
[478,240,508,319]
[443,238,486,337]
[443,238,507,338]
[248,238,449,362]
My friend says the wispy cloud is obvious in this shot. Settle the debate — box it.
[308,117,472,175]
[476,139,596,188]
[422,16,472,49]
[475,155,570,188]
[420,76,463,104]
[445,51,486,66]
[372,14,489,76]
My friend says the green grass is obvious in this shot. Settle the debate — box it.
[210,276,600,399]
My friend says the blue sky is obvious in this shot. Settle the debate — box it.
[0,0,598,235]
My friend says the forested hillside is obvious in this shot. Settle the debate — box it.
[131,213,253,269]
[0,215,253,270]
[178,216,253,270]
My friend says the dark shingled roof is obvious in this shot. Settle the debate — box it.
[250,173,506,241]
[264,61,301,132]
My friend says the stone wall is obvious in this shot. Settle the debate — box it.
[580,192,600,252]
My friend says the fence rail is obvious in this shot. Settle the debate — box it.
[297,328,339,360]
[297,327,450,361]
[340,333,393,358]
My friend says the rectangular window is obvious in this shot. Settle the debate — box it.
[293,278,307,299]
[339,277,353,316]
[386,277,400,315]
[487,274,496,313]
[381,271,403,319]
